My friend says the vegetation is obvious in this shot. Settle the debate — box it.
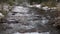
[30,0,57,7]
[0,0,15,16]
[0,0,15,23]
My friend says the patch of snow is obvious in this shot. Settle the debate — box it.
[34,4,42,8]
[13,32,49,34]
[0,13,4,18]
[27,4,42,8]
[42,6,49,10]
[27,5,34,7]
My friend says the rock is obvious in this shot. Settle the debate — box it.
[0,13,4,18]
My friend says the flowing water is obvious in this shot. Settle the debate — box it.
[0,0,59,34]
[0,5,50,34]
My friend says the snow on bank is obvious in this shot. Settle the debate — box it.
[27,4,57,11]
[27,4,42,8]
[42,6,57,11]
[42,6,49,10]
[13,32,49,34]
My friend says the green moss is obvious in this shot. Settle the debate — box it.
[0,10,7,16]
